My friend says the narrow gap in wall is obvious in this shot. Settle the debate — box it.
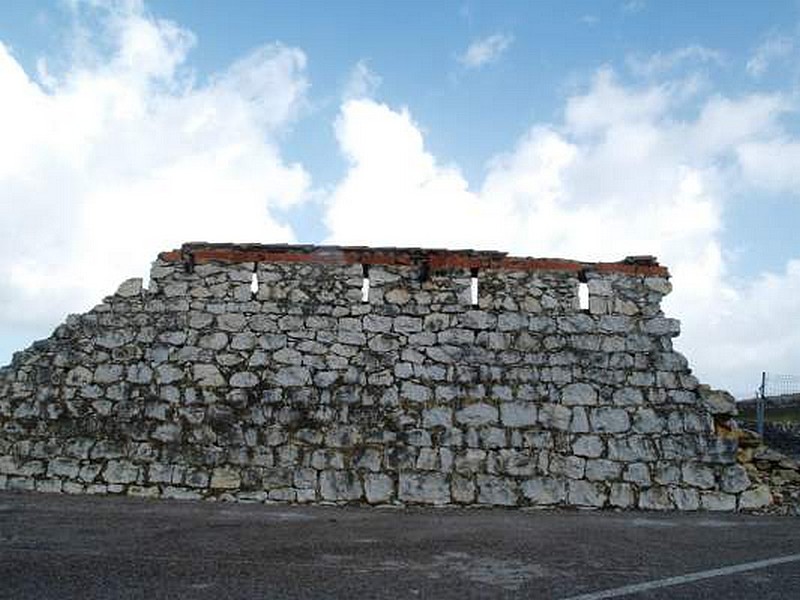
[578,281,589,311]
[361,264,370,303]
[470,267,479,306]
[251,265,259,297]
[142,270,150,292]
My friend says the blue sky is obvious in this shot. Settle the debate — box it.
[1,0,799,396]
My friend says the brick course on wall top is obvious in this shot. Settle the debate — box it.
[0,243,772,510]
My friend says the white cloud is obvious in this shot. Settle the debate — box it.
[343,59,382,100]
[747,33,794,77]
[324,67,800,396]
[626,45,724,77]
[0,2,310,332]
[622,0,646,14]
[459,33,514,69]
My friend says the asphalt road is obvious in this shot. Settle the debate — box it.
[1,491,799,599]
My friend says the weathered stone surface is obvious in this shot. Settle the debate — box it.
[639,486,673,510]
[364,473,394,504]
[0,244,755,512]
[500,403,537,427]
[211,468,241,489]
[697,385,737,416]
[103,460,139,485]
[521,477,566,505]
[230,372,259,388]
[720,465,750,494]
[738,485,771,510]
[701,491,737,511]
[590,408,630,433]
[477,475,517,506]
[561,383,597,406]
[320,470,363,502]
[682,463,716,489]
[456,403,499,427]
[399,473,449,505]
[572,435,604,458]
[609,483,635,508]
[538,404,571,431]
[568,480,607,507]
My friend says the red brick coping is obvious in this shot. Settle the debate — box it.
[158,243,669,277]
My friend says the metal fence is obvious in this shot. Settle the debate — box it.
[755,372,800,435]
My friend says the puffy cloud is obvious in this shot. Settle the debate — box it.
[0,2,310,334]
[343,59,382,101]
[747,33,794,77]
[626,45,724,78]
[458,33,514,69]
[324,67,800,395]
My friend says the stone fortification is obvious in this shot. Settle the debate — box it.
[0,243,771,510]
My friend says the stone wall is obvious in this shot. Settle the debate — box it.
[0,243,770,510]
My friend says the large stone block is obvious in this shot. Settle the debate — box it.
[399,473,450,505]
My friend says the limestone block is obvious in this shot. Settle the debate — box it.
[682,463,716,489]
[365,473,394,504]
[66,366,94,387]
[570,407,590,433]
[399,473,450,505]
[609,483,635,509]
[607,437,657,462]
[47,457,80,479]
[697,385,737,416]
[642,318,680,337]
[568,480,607,508]
[538,404,571,431]
[477,475,518,506]
[230,372,259,388]
[217,313,247,332]
[401,382,431,403]
[720,464,750,494]
[211,468,241,490]
[500,403,537,427]
[480,427,507,449]
[451,474,476,503]
[521,477,566,505]
[671,487,700,511]
[103,460,139,485]
[155,364,183,385]
[590,408,630,434]
[422,407,452,428]
[623,463,651,486]
[152,423,182,443]
[321,471,363,502]
[94,364,124,384]
[561,383,598,406]
[572,435,604,458]
[456,403,499,427]
[612,388,645,407]
[273,367,311,387]
[632,408,664,434]
[738,485,772,510]
[639,486,674,510]
[700,491,736,511]
[96,331,133,349]
[585,459,622,482]
[116,278,143,297]
[193,364,225,387]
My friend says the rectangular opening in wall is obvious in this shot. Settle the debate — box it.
[362,264,370,302]
[578,281,589,311]
[250,271,259,296]
[470,268,479,306]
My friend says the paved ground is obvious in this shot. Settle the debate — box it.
[1,492,799,599]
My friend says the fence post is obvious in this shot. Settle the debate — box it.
[757,371,766,437]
